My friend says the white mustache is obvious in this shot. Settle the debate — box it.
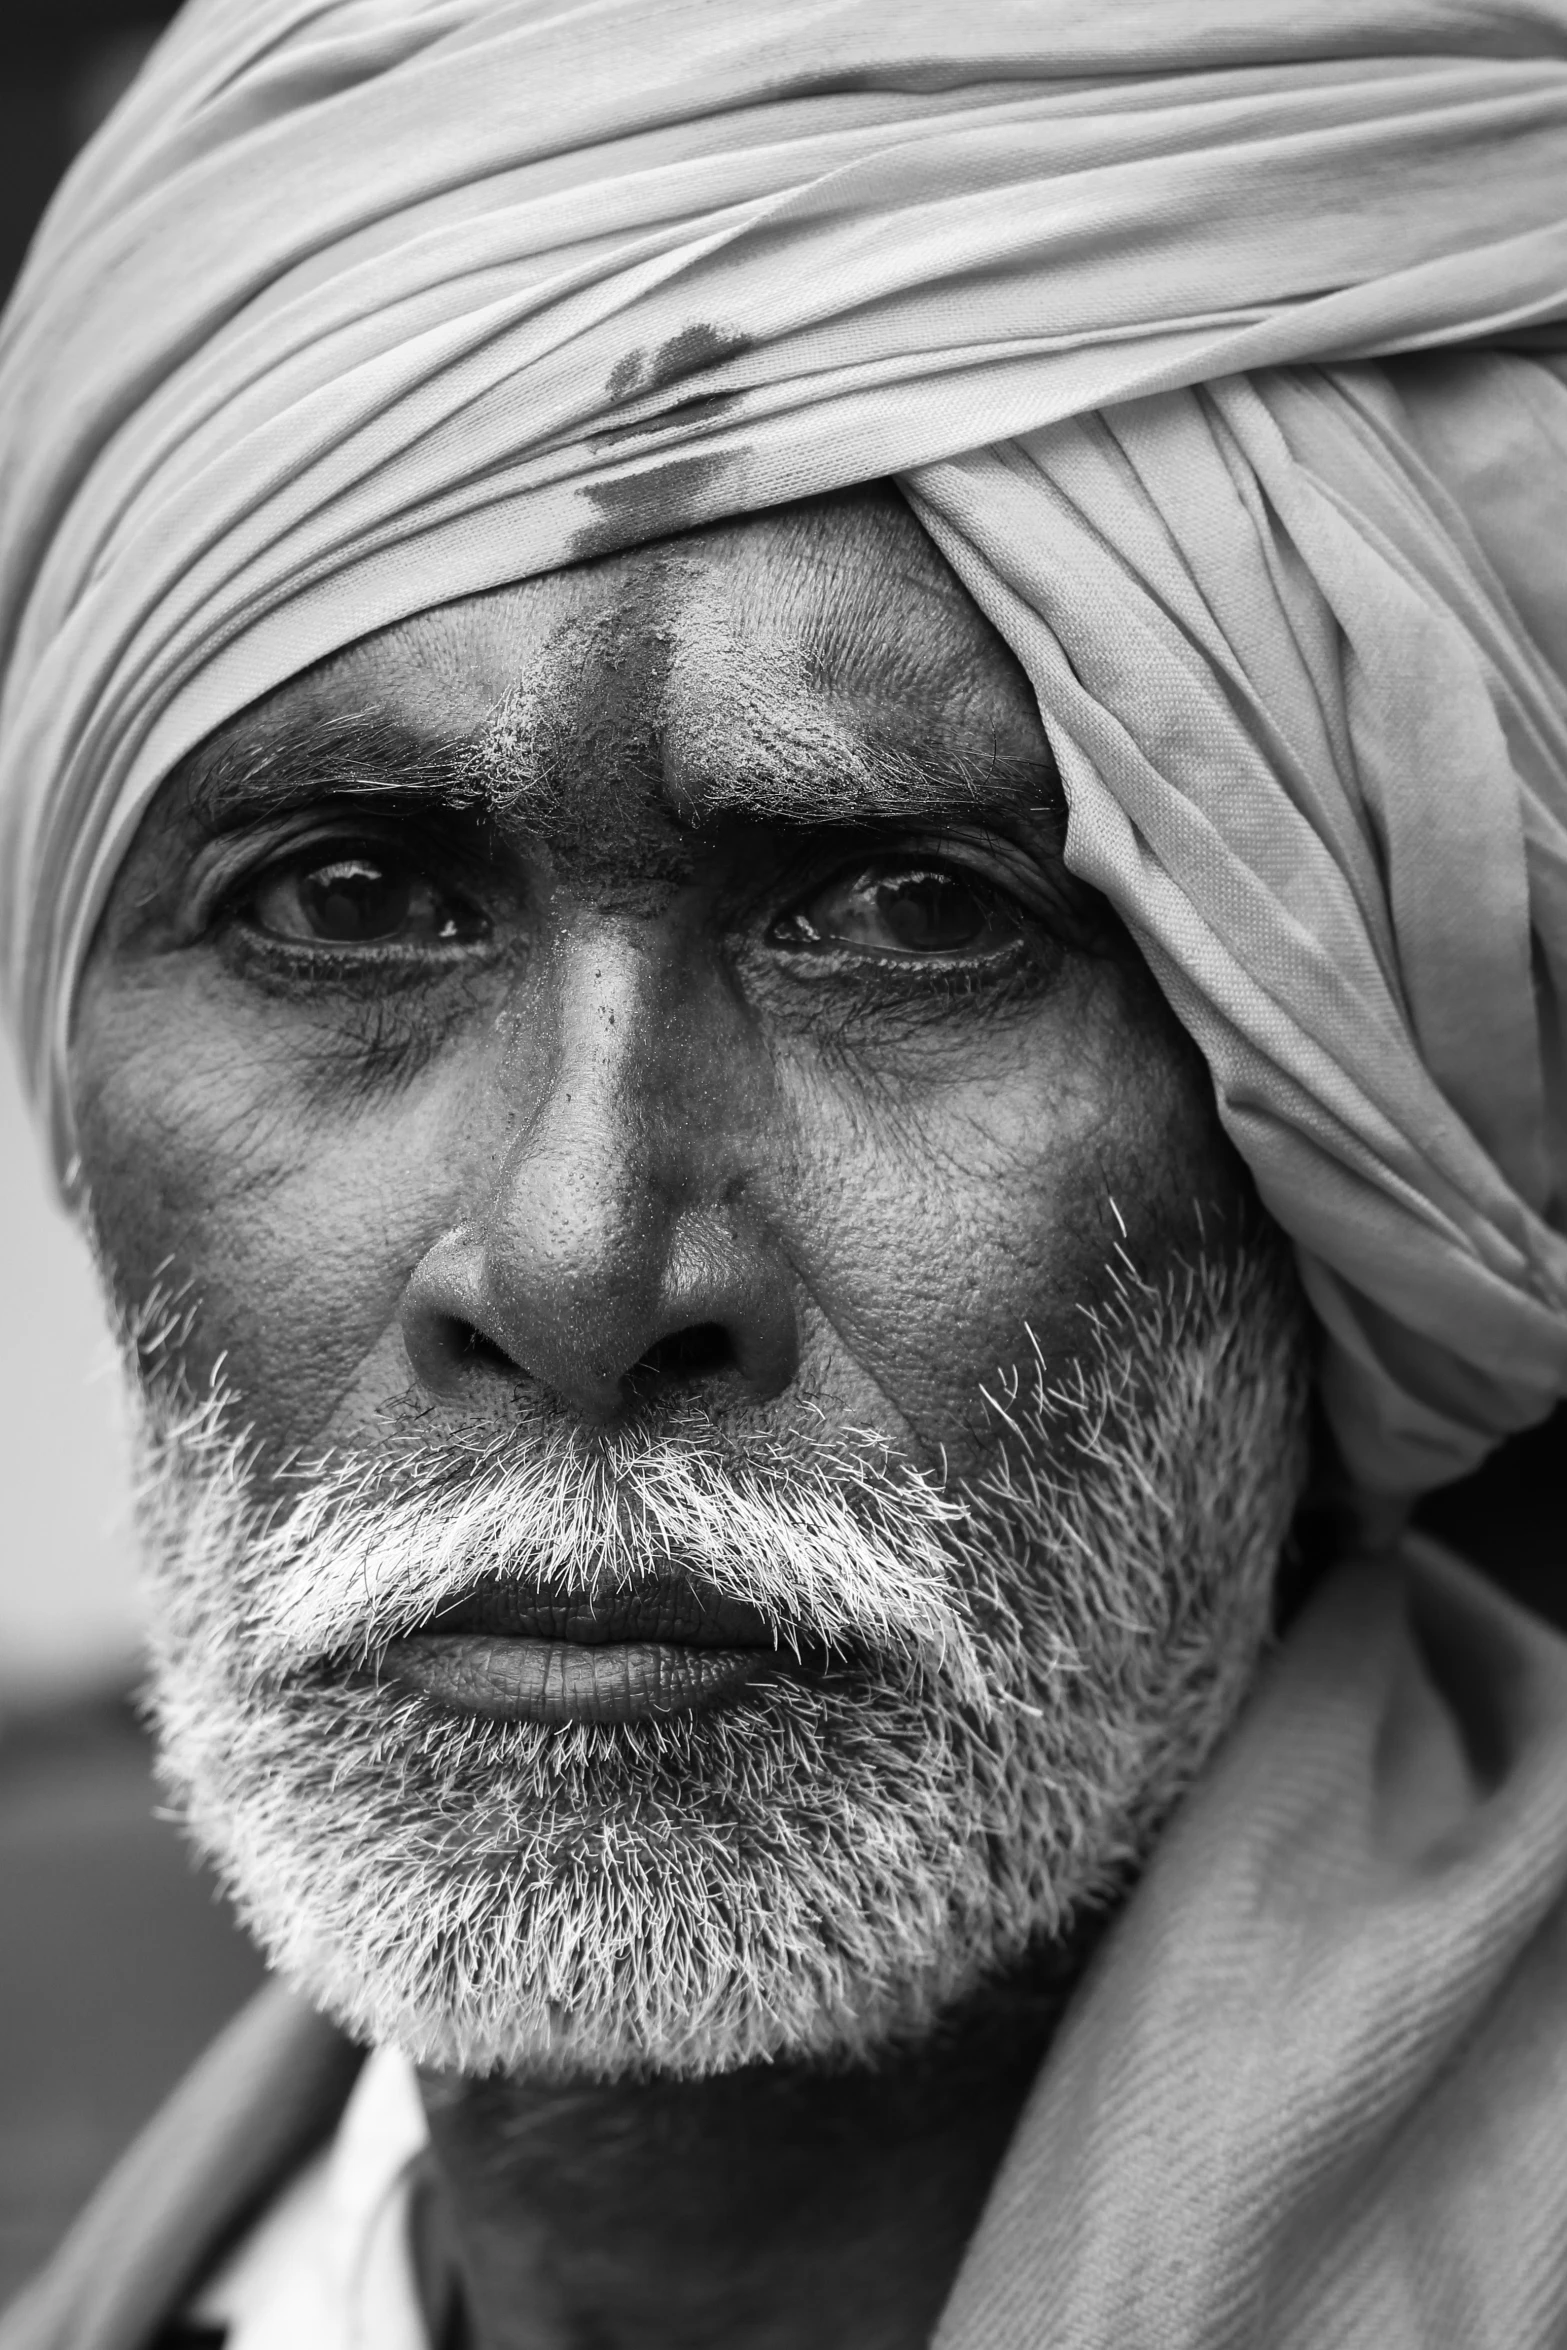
[142,1409,997,1711]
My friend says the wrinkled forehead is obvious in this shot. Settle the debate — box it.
[167,486,1056,839]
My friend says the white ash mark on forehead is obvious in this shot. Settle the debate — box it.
[465,573,1044,838]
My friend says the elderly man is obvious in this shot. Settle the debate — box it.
[3,3,1567,2345]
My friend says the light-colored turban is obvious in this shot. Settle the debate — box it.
[1,0,1565,1502]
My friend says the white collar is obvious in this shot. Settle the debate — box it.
[189,2044,430,2350]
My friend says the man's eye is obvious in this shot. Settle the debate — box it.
[245,854,484,947]
[776,863,1025,960]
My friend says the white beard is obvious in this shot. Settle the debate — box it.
[132,1249,1308,2081]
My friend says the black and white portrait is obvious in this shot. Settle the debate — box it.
[1,7,1565,2346]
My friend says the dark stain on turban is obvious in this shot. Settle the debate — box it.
[594,323,756,450]
[607,323,754,402]
[571,323,755,560]
[569,449,744,564]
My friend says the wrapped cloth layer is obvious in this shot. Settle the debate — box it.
[1,0,1565,1496]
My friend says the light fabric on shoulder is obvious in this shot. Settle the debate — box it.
[936,1537,1567,2347]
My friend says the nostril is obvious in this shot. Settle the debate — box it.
[415,1316,517,1381]
[458,1322,517,1374]
[629,1321,734,1390]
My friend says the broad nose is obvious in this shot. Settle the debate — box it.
[400,932,797,1422]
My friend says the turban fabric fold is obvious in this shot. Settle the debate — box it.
[2,0,1566,1497]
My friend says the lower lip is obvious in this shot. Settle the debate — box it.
[377,1633,779,1725]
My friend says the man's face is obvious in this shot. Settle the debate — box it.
[71,486,1307,2076]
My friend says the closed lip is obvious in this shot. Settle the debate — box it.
[419,1578,784,1651]
[371,1576,832,1725]
[377,1633,783,1725]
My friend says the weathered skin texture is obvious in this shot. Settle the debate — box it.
[70,486,1262,2349]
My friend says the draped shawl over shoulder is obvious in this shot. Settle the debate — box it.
[2,0,1566,1499]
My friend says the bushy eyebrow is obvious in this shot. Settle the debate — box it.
[177,702,1063,838]
[179,709,477,832]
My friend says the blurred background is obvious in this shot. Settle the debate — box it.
[0,0,1562,2308]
